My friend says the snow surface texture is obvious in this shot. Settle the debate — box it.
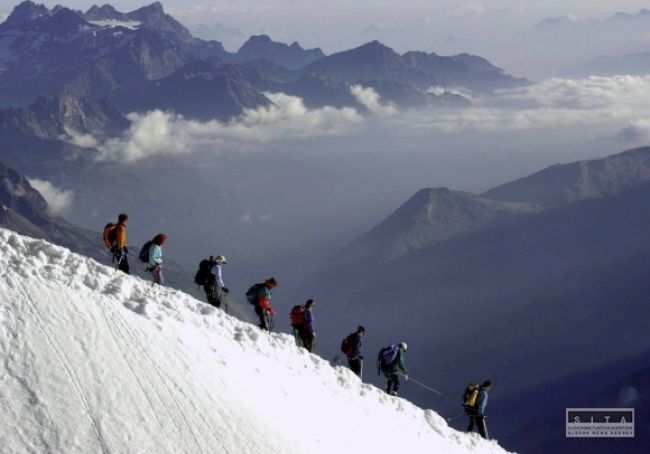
[0,229,509,454]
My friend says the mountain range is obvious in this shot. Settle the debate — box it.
[0,1,526,117]
[572,50,650,77]
[527,8,650,77]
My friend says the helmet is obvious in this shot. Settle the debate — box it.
[398,342,407,352]
[215,255,228,264]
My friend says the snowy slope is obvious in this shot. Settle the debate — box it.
[0,229,510,454]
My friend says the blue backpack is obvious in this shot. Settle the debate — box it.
[138,240,154,263]
[378,345,399,366]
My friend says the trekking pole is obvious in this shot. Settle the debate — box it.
[400,373,458,404]
[115,253,124,270]
[268,311,274,333]
[223,293,230,315]
[447,412,467,423]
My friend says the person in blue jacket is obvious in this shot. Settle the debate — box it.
[377,342,408,396]
[148,234,166,285]
[299,299,316,352]
[467,380,492,439]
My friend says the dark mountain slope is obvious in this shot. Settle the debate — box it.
[113,60,271,121]
[304,179,650,421]
[484,146,650,207]
[301,40,526,92]
[342,187,537,264]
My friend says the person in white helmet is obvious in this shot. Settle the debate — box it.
[205,254,228,308]
[377,342,409,396]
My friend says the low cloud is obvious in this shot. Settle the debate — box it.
[28,179,74,215]
[428,85,475,100]
[491,75,650,110]
[64,91,373,162]
[63,76,650,163]
[350,85,397,115]
[613,118,650,143]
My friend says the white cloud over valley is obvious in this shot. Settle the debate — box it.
[64,76,650,163]
[350,84,398,115]
[27,179,74,215]
[67,91,367,162]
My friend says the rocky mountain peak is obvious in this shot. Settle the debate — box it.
[0,162,48,218]
[238,35,277,54]
[236,34,325,69]
[84,4,125,21]
[130,2,166,21]
[4,1,49,27]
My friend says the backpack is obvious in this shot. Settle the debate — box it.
[463,383,480,409]
[246,283,263,305]
[341,333,355,357]
[289,305,306,326]
[103,223,117,250]
[378,345,398,367]
[194,257,215,286]
[138,240,153,263]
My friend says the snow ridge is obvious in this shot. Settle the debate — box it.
[0,229,509,454]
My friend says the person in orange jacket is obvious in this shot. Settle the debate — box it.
[104,214,130,274]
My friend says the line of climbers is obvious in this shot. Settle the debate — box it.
[103,213,492,440]
[103,214,167,285]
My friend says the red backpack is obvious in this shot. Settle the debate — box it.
[289,305,306,326]
[341,333,355,356]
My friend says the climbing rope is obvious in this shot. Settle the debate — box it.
[399,373,458,405]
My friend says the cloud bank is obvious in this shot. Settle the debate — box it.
[614,118,650,143]
[28,179,74,215]
[67,91,367,162]
[64,76,650,163]
[350,84,397,115]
